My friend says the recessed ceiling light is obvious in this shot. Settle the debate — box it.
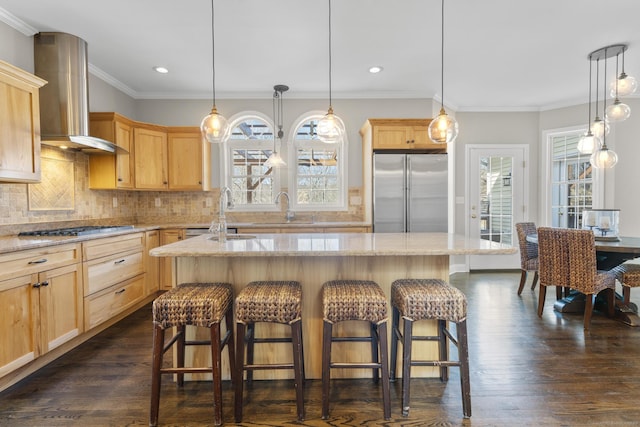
[153,66,169,74]
[369,66,383,74]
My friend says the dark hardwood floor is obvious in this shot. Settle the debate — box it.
[2,271,640,426]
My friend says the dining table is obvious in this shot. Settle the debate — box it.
[527,234,640,326]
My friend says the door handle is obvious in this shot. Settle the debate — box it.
[471,214,477,218]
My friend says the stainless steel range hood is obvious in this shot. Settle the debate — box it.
[34,32,122,154]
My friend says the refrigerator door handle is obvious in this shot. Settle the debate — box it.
[405,156,410,232]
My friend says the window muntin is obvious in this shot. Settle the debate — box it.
[289,116,347,211]
[550,132,593,228]
[223,115,280,209]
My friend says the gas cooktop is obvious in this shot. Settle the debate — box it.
[19,225,135,237]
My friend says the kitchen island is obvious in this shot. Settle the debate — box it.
[150,232,516,380]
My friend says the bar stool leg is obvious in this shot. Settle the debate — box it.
[291,319,305,421]
[377,321,391,420]
[149,325,164,427]
[210,322,223,426]
[321,320,333,420]
[370,322,379,383]
[245,323,255,384]
[390,306,400,381]
[224,306,236,387]
[401,318,413,417]
[176,325,185,387]
[438,319,449,381]
[457,319,471,418]
[234,322,247,423]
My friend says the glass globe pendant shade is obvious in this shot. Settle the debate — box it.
[577,132,602,155]
[317,107,345,144]
[428,108,459,144]
[590,118,609,139]
[610,73,638,98]
[605,99,631,122]
[201,106,229,143]
[590,146,618,169]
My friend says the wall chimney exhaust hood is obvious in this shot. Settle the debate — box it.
[34,32,123,154]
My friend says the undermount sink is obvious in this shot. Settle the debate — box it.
[208,234,257,241]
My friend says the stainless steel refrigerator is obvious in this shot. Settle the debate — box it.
[373,153,448,232]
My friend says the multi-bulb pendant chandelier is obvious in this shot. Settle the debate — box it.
[200,0,228,143]
[579,44,637,169]
[316,0,345,144]
[428,0,458,144]
[265,85,288,168]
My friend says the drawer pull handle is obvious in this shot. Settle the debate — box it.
[28,258,48,264]
[114,259,126,265]
[115,289,126,295]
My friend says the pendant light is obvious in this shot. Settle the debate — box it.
[577,57,601,154]
[200,0,228,143]
[606,52,631,122]
[428,0,459,144]
[591,47,618,169]
[316,0,345,144]
[610,46,637,98]
[265,85,288,168]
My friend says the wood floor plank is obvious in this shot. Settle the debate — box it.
[2,271,640,426]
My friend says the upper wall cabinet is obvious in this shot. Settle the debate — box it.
[365,118,446,151]
[89,112,135,189]
[0,60,47,183]
[88,113,209,191]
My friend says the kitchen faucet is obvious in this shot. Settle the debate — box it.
[275,191,295,222]
[212,186,234,242]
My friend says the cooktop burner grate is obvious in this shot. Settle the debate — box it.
[19,225,135,237]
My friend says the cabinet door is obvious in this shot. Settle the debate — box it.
[114,121,134,189]
[168,132,203,190]
[38,263,83,353]
[145,230,160,296]
[0,61,45,183]
[372,125,413,149]
[0,273,39,376]
[134,127,168,190]
[159,229,184,289]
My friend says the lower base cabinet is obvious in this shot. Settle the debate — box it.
[0,244,83,378]
[84,274,145,330]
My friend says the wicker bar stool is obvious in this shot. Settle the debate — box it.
[389,279,471,418]
[612,263,640,307]
[234,281,304,423]
[149,282,235,427]
[321,279,391,420]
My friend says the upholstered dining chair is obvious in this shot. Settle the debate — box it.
[515,222,539,295]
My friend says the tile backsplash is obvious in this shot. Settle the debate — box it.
[0,147,365,236]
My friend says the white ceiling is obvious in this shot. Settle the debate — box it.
[1,0,639,111]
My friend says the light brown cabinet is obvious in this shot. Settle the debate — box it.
[82,233,146,330]
[88,113,208,191]
[366,118,445,151]
[0,243,83,378]
[159,229,184,290]
[134,125,168,190]
[0,60,47,183]
[88,112,134,189]
[167,128,207,190]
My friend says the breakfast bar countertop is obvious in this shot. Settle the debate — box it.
[150,232,517,258]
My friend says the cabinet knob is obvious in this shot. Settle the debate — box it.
[406,140,411,144]
[33,282,41,288]
[41,281,49,287]
[117,178,123,182]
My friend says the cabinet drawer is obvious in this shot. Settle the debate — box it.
[84,274,145,330]
[83,249,144,296]
[0,243,81,282]
[83,232,144,261]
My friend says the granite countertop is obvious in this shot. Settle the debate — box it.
[0,225,157,254]
[150,232,517,258]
